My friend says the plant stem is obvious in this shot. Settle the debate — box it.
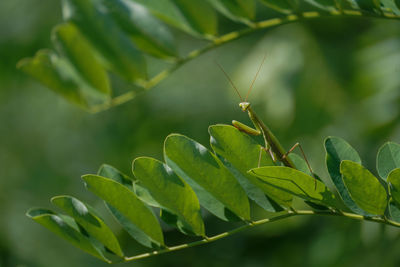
[123,208,400,262]
[90,9,400,113]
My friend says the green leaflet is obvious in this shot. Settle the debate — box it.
[209,124,292,211]
[98,164,157,206]
[82,175,164,247]
[94,166,163,246]
[289,153,312,176]
[97,164,133,187]
[104,0,178,59]
[288,153,330,210]
[98,164,162,212]
[249,166,338,207]
[62,0,147,82]
[340,160,387,215]
[131,0,216,37]
[26,209,110,262]
[17,50,82,105]
[259,0,298,14]
[99,164,196,234]
[208,0,255,25]
[172,0,217,37]
[52,23,111,95]
[377,142,400,180]
[132,157,205,236]
[325,136,367,215]
[17,50,109,109]
[51,196,124,257]
[388,168,400,206]
[164,134,251,221]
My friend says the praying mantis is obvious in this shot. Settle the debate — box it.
[216,55,317,187]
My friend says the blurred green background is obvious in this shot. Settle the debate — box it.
[1,1,400,266]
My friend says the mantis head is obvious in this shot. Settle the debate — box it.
[239,102,250,112]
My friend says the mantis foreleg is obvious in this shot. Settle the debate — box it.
[232,120,276,167]
[232,120,261,136]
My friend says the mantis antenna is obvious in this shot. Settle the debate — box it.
[215,61,243,102]
[245,54,267,102]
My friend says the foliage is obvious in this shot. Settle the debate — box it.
[17,0,400,112]
[27,124,400,263]
[5,0,399,266]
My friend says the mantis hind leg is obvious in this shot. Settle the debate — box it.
[257,144,277,168]
[282,142,317,189]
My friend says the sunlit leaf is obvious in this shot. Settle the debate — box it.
[164,134,251,221]
[51,195,124,257]
[249,166,338,207]
[82,175,164,247]
[340,160,387,215]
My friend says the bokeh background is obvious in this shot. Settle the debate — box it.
[1,1,400,266]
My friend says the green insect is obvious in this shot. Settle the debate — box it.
[216,55,316,187]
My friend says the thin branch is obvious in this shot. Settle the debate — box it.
[123,208,400,262]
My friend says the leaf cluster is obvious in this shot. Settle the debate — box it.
[27,125,400,263]
[17,0,400,112]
